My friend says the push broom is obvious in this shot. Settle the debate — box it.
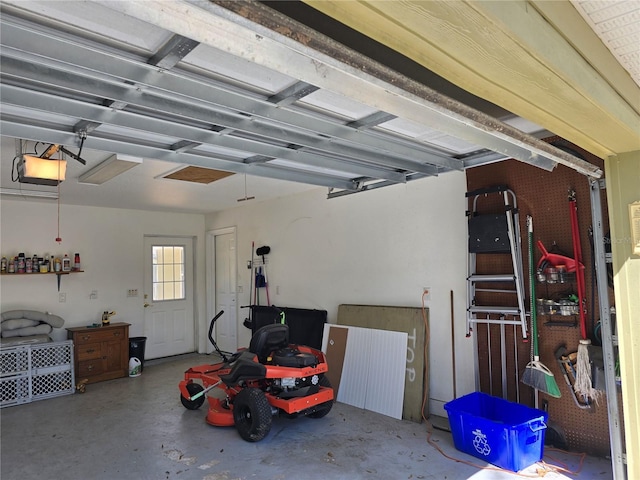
[522,215,561,398]
[569,191,601,402]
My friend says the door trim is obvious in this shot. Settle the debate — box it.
[206,226,237,354]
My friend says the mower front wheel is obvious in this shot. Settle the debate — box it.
[233,388,272,442]
[180,382,205,410]
[308,375,334,419]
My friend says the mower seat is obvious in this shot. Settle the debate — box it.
[219,350,267,386]
[272,347,317,367]
[249,323,289,364]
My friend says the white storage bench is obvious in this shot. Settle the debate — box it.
[0,340,75,408]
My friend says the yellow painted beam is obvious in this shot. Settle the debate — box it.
[606,151,640,478]
[304,0,640,158]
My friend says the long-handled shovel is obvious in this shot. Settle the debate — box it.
[521,215,561,398]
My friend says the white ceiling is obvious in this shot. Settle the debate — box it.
[0,0,627,214]
[572,0,640,88]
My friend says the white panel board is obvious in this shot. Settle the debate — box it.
[336,326,369,408]
[364,329,407,419]
[322,324,407,420]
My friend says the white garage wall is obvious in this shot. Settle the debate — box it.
[1,171,474,416]
[206,172,474,416]
[0,199,206,345]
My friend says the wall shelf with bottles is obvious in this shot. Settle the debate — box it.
[0,270,84,291]
[1,253,82,290]
[0,271,83,276]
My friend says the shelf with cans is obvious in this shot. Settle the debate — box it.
[535,264,580,327]
[1,252,83,291]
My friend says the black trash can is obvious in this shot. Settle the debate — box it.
[129,337,147,372]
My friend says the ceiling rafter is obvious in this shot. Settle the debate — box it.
[0,84,408,184]
[73,33,200,136]
[0,118,358,190]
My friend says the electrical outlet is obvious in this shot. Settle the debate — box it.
[423,287,431,301]
[127,289,138,297]
[59,293,66,303]
[90,290,98,300]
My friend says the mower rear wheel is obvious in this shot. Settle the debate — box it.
[308,375,334,419]
[233,388,272,442]
[180,382,205,410]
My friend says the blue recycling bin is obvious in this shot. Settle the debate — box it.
[444,392,548,472]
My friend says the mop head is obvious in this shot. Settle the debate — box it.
[521,358,561,398]
[575,339,603,404]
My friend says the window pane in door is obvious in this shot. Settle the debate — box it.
[152,245,185,301]
[153,282,163,300]
[173,264,183,280]
[163,264,173,282]
[163,282,174,299]
[175,281,184,298]
[153,246,163,265]
[153,265,162,282]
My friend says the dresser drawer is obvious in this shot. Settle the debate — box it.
[77,359,105,377]
[73,327,126,345]
[76,342,102,361]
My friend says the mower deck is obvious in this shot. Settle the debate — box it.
[206,397,234,426]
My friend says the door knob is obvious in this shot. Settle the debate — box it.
[143,302,150,308]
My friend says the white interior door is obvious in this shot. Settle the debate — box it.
[214,230,237,353]
[143,236,195,359]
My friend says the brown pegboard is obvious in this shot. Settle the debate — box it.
[466,137,618,457]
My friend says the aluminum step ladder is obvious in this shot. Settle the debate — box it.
[466,185,528,339]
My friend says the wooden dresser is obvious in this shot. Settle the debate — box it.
[66,322,130,384]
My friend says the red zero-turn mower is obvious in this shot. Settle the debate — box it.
[178,310,334,442]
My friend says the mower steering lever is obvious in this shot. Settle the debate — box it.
[208,310,234,362]
[189,380,222,402]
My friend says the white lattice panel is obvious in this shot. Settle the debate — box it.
[0,346,29,377]
[0,341,74,408]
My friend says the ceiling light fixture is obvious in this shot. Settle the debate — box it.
[78,154,142,184]
[17,155,67,186]
[0,187,59,199]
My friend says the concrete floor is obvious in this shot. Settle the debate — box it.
[1,353,613,480]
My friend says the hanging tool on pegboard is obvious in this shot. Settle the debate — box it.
[255,245,271,306]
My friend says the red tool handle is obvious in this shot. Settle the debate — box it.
[536,240,582,273]
[569,194,588,339]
